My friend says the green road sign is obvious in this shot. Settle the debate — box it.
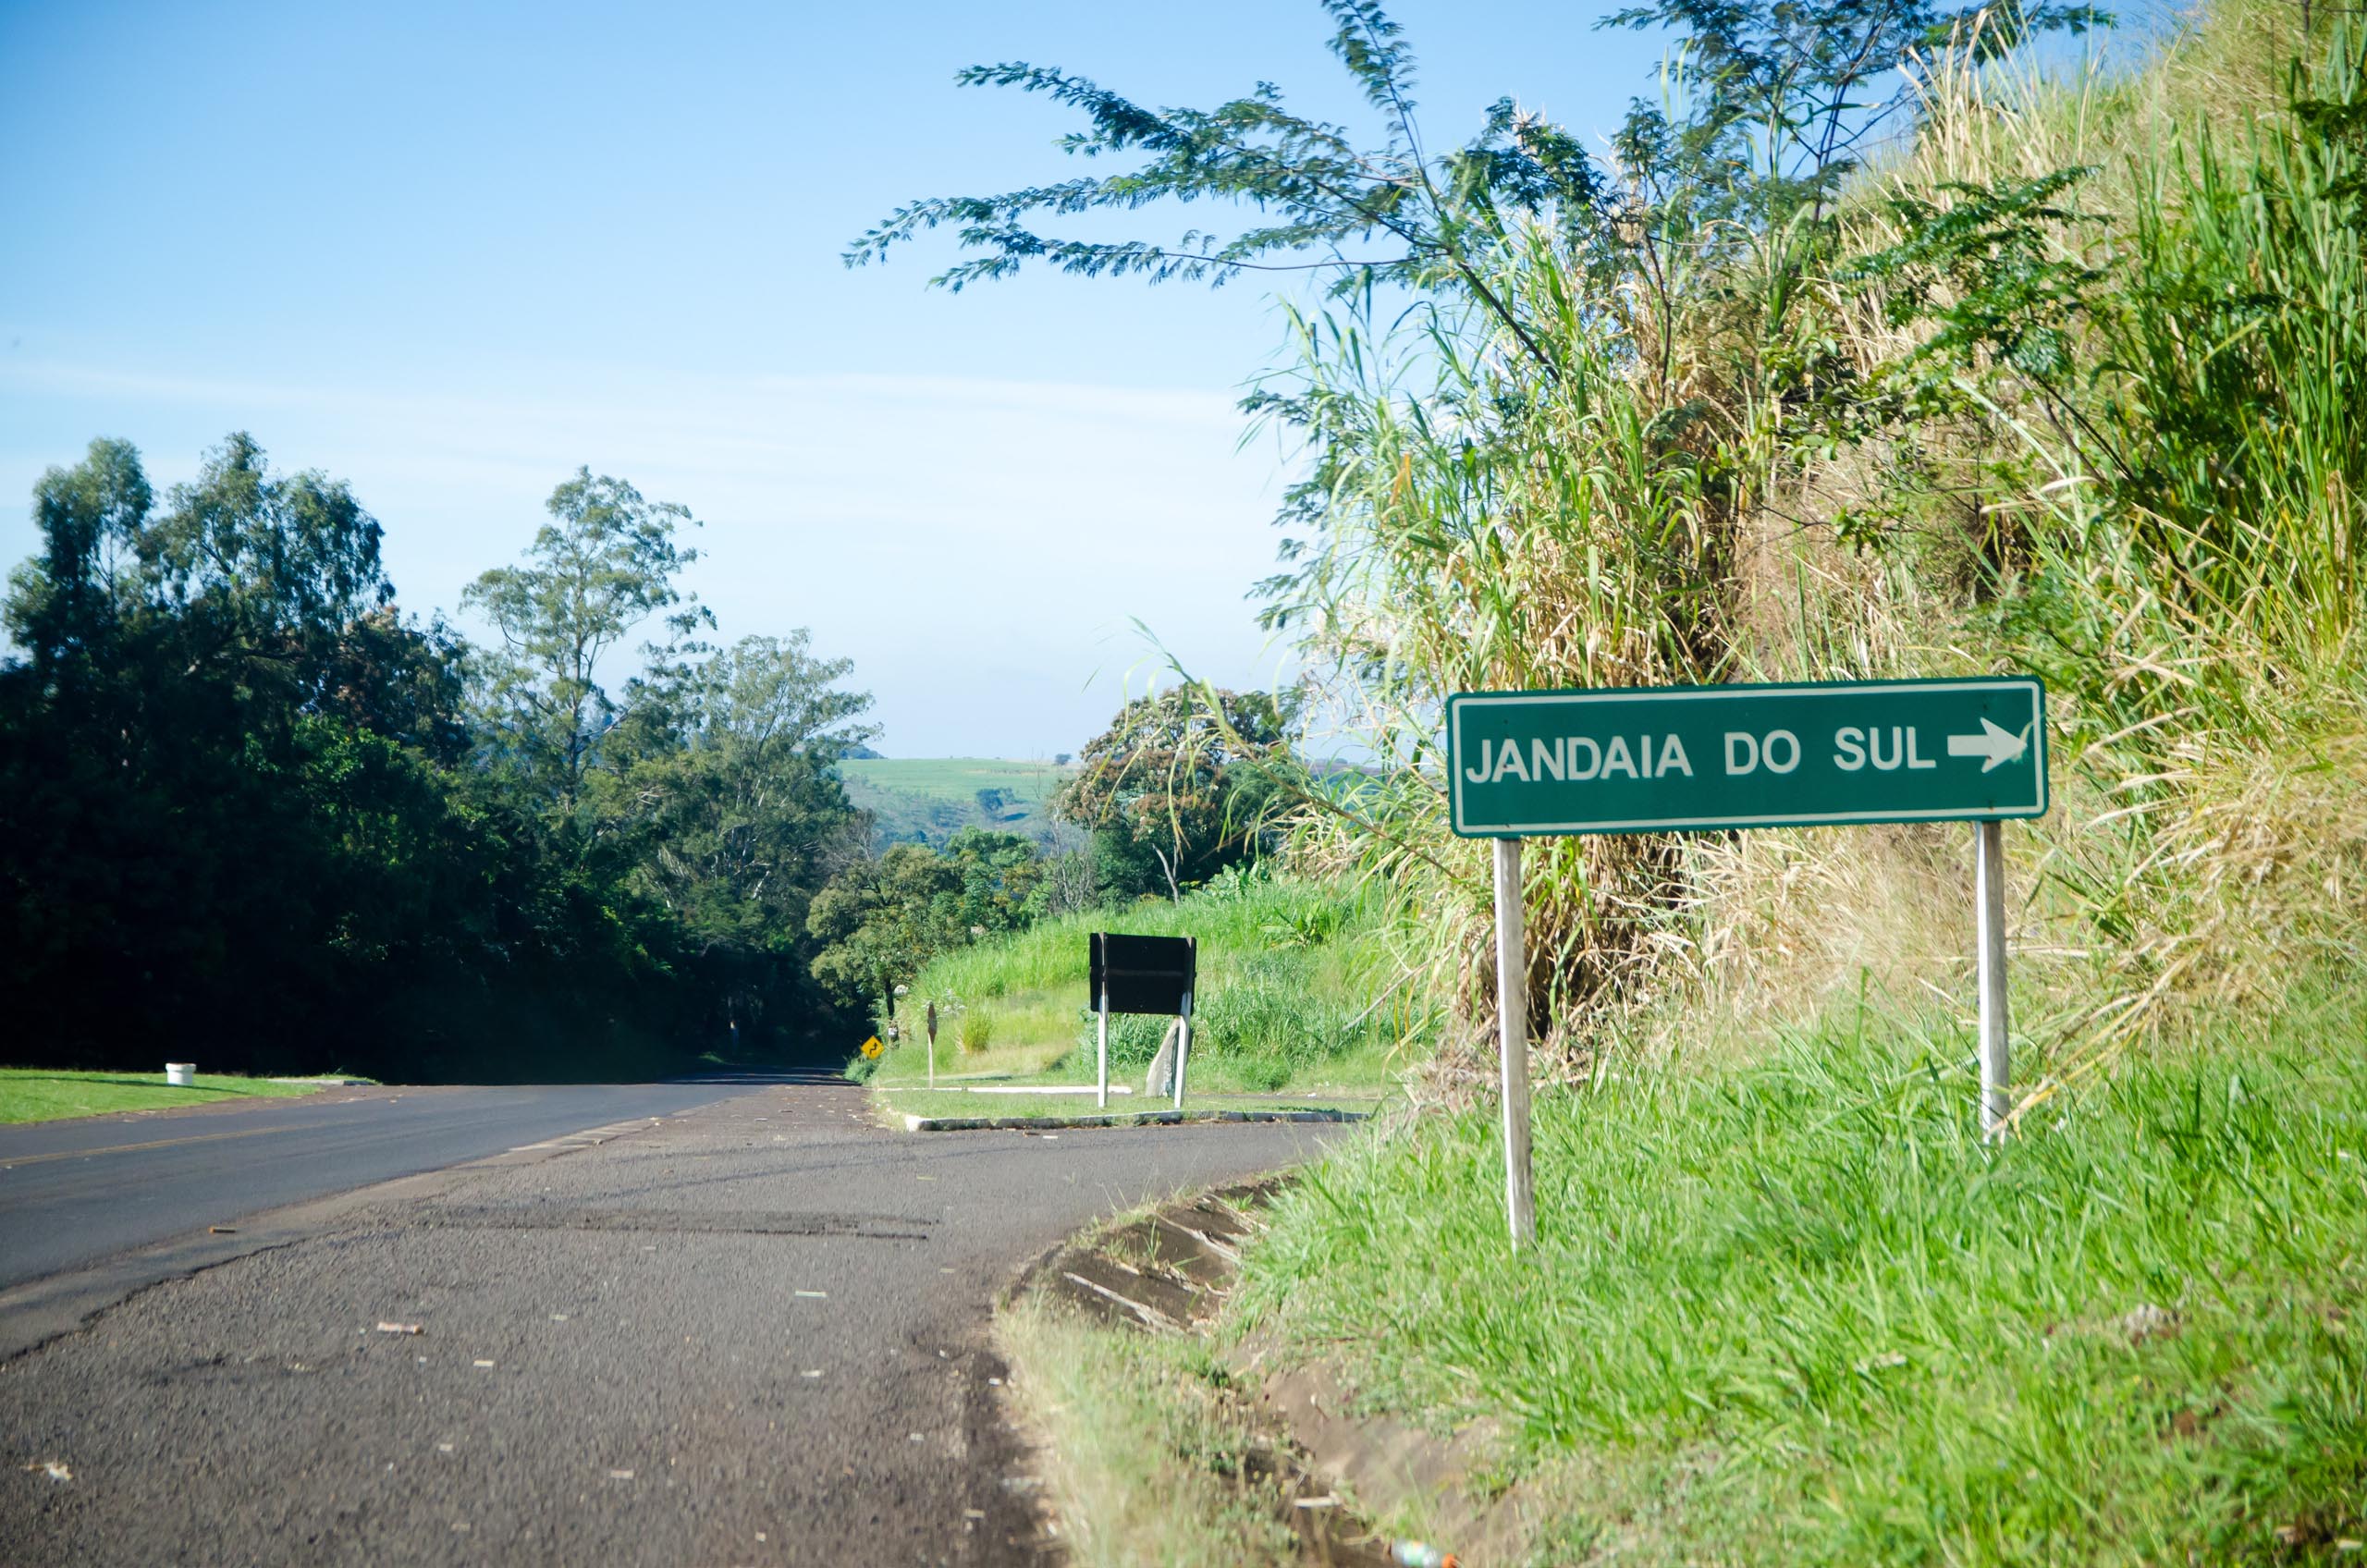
[1448,677,2047,837]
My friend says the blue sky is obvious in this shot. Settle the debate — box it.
[1,0,1668,755]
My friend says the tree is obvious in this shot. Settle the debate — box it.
[806,844,963,1012]
[1054,687,1297,901]
[145,432,393,644]
[849,0,2110,632]
[941,826,1050,931]
[1598,0,2103,232]
[805,828,1050,1011]
[846,2,1610,384]
[6,437,152,690]
[600,632,877,1029]
[848,0,2101,349]
[4,433,906,1078]
[464,470,711,814]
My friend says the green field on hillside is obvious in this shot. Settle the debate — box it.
[837,756,1078,846]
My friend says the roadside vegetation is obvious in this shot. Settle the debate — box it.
[999,1287,1313,1568]
[871,0,2367,1556]
[862,871,1404,1113]
[1,424,1306,1085]
[814,688,1315,1058]
[0,1068,337,1125]
[1243,979,2367,1562]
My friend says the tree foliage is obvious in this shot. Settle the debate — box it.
[848,0,2102,388]
[805,827,1049,1009]
[1053,687,1296,900]
[2,435,876,1080]
[604,633,877,987]
[464,469,713,813]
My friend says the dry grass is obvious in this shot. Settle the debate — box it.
[1267,0,2367,1110]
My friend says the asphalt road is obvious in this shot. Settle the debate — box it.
[0,1080,755,1291]
[0,1078,1334,1564]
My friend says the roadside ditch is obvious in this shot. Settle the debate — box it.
[995,1178,1530,1567]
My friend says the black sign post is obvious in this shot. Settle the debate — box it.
[1087,934,1198,1109]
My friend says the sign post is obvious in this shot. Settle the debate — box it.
[1492,838,1536,1247]
[1173,986,1194,1111]
[1975,819,2010,1137]
[926,1001,938,1091]
[1088,934,1198,1113]
[1451,677,2048,1246]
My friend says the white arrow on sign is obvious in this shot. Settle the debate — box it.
[1946,717,2030,772]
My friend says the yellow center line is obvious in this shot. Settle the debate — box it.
[0,1124,300,1169]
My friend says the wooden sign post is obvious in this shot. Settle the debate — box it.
[1452,677,2050,1250]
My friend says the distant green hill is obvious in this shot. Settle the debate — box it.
[836,757,1081,848]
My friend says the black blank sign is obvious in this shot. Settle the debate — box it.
[1089,933,1196,1016]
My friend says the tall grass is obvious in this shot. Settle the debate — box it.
[1251,0,2367,1096]
[914,876,1366,1001]
[1885,10,2367,704]
[1851,7,2367,1079]
[1259,228,1758,1070]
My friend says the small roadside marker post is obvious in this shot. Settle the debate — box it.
[1452,676,2049,1248]
[926,1001,938,1091]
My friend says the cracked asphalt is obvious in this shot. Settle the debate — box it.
[0,1077,1333,1565]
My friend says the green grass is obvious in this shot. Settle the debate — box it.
[0,1068,335,1124]
[867,875,1413,1100]
[836,756,1075,845]
[1233,981,2367,1565]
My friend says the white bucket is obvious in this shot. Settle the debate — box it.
[165,1063,195,1087]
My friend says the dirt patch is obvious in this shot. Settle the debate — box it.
[1242,1348,1522,1560]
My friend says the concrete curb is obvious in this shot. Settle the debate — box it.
[901,1108,1367,1133]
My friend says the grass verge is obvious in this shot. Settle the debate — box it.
[0,1067,337,1125]
[1230,981,2367,1564]
[1000,1292,1306,1567]
[865,875,1409,1106]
